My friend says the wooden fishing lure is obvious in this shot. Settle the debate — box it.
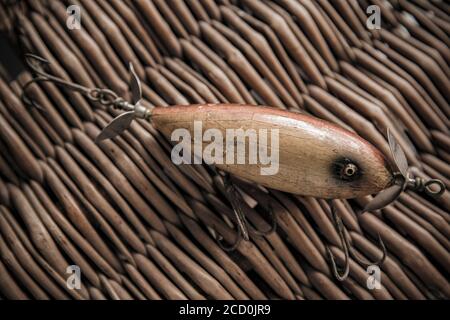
[24,55,445,280]
[85,62,393,200]
[150,103,393,199]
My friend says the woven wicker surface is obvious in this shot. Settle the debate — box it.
[0,0,449,300]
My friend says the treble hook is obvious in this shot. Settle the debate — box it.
[326,201,386,281]
[23,54,92,96]
[23,54,128,110]
[214,172,277,251]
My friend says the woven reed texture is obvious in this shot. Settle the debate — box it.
[0,0,449,300]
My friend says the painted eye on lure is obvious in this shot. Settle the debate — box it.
[335,159,360,181]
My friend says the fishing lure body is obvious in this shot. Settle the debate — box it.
[150,104,393,199]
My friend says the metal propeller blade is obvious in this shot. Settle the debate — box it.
[129,63,142,105]
[362,129,409,213]
[95,111,135,143]
[364,129,446,213]
[387,129,408,177]
[96,63,144,143]
[362,183,403,213]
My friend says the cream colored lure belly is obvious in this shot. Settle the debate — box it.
[151,104,393,199]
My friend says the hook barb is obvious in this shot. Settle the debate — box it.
[215,224,243,252]
[20,77,47,112]
[247,201,277,237]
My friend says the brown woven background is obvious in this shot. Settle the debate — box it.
[0,0,449,300]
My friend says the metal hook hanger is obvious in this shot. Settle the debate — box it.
[217,173,249,251]
[214,172,277,251]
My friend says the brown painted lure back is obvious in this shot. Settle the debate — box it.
[151,104,393,199]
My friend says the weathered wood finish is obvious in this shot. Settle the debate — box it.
[151,104,393,199]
